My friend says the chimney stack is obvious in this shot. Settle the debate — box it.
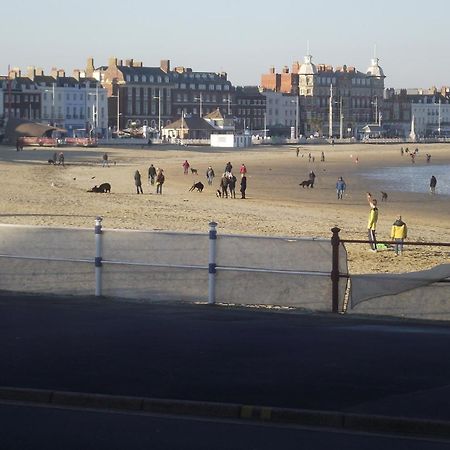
[160,59,170,73]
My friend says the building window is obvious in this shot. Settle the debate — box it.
[216,85,222,91]
[126,75,131,82]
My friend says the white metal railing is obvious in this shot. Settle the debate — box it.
[0,220,344,311]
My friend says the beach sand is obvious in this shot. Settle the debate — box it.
[1,142,449,274]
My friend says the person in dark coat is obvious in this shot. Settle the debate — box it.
[134,170,143,194]
[225,161,232,173]
[220,174,229,198]
[228,174,237,198]
[240,175,247,199]
[148,164,157,185]
[430,175,437,194]
[156,169,165,194]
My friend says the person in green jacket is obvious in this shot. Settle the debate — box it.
[391,215,407,256]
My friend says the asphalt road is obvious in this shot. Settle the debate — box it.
[1,402,449,450]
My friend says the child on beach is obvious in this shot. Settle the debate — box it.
[391,216,407,256]
[367,193,378,252]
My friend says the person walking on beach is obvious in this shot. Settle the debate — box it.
[321,151,325,162]
[308,170,316,188]
[391,215,407,256]
[400,147,404,156]
[240,175,247,199]
[102,152,109,167]
[182,160,190,175]
[148,164,157,185]
[134,170,143,194]
[228,173,237,198]
[430,175,437,194]
[239,164,247,178]
[220,173,229,198]
[206,166,215,185]
[296,147,300,157]
[367,192,379,252]
[156,169,165,194]
[58,152,65,166]
[336,177,346,200]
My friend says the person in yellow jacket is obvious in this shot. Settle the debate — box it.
[391,215,407,256]
[367,192,378,251]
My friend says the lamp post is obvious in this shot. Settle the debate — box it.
[438,98,442,138]
[329,84,333,138]
[43,83,55,125]
[88,85,100,138]
[194,92,203,117]
[291,96,300,140]
[371,96,379,124]
[153,88,162,136]
[223,93,232,115]
[110,88,121,135]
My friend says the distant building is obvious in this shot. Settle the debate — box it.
[91,57,235,132]
[234,86,266,134]
[383,88,450,137]
[262,90,298,137]
[261,54,385,138]
[2,67,107,137]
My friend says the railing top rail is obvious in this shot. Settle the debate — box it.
[341,238,450,247]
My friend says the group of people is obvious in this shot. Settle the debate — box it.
[219,162,247,199]
[133,166,165,194]
[366,193,407,256]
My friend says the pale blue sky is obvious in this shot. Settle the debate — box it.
[2,0,449,89]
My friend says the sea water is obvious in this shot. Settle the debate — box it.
[360,164,450,196]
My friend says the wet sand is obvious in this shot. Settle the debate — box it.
[1,142,449,274]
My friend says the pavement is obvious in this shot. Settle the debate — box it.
[1,291,450,440]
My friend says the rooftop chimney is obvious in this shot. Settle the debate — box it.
[160,59,170,73]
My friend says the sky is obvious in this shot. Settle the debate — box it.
[2,0,450,89]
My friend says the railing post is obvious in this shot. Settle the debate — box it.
[208,221,217,305]
[331,227,341,313]
[95,216,103,296]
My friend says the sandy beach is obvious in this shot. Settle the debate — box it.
[1,142,449,274]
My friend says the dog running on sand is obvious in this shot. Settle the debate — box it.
[190,168,198,175]
[299,180,313,188]
[189,181,204,192]
[88,183,111,193]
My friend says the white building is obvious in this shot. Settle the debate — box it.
[263,91,298,129]
[38,81,107,137]
[411,102,450,136]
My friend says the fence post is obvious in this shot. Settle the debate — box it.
[95,216,103,296]
[331,227,341,313]
[208,221,218,305]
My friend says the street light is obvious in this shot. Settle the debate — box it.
[291,96,299,140]
[194,92,203,117]
[153,88,162,136]
[43,82,55,125]
[223,93,232,115]
[438,98,442,138]
[110,87,121,134]
[88,85,99,137]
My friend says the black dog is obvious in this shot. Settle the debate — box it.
[48,159,55,165]
[299,180,312,188]
[381,191,388,202]
[190,168,198,175]
[216,189,222,198]
[88,182,111,193]
[189,181,204,192]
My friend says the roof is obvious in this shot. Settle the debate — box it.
[4,118,66,141]
[299,55,317,75]
[163,116,216,131]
